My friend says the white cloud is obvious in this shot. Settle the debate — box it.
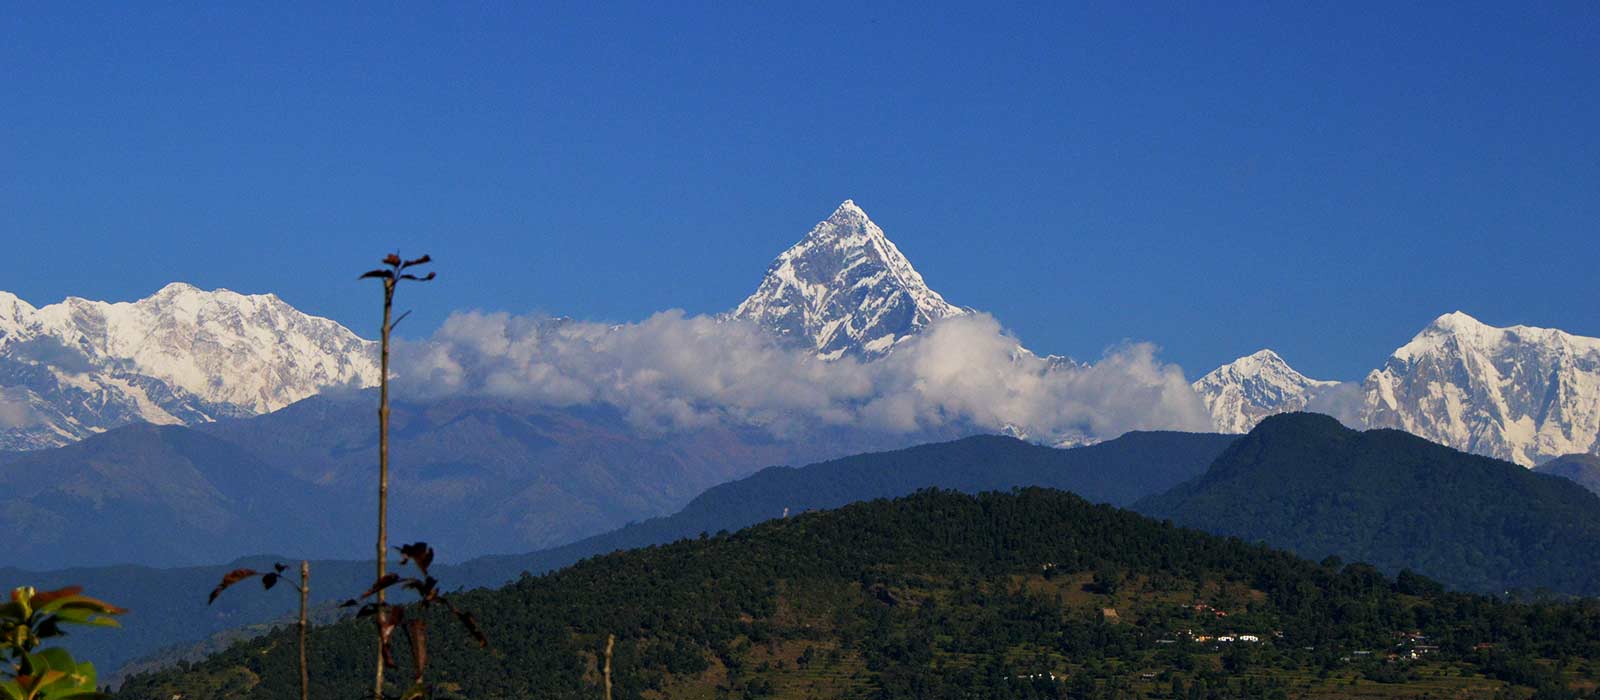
[396,310,1212,444]
[0,388,40,429]
[1305,380,1368,429]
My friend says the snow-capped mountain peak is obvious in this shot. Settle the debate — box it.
[1192,349,1338,433]
[1391,311,1600,365]
[0,292,38,340]
[1361,312,1600,466]
[732,200,966,359]
[0,284,377,450]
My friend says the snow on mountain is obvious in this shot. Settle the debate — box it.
[1358,311,1600,467]
[732,200,967,360]
[0,283,377,450]
[1196,313,1600,467]
[1192,349,1340,434]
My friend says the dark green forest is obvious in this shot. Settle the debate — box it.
[118,488,1600,700]
[1137,413,1600,596]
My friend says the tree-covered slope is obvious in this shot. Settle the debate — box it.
[1137,413,1600,595]
[117,489,1600,700]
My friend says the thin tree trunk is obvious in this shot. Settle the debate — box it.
[375,283,393,700]
[603,634,614,700]
[299,560,310,700]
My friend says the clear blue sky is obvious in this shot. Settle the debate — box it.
[3,3,1596,380]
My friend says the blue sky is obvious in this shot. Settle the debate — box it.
[3,3,1596,380]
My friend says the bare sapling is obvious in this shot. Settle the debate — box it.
[359,253,434,698]
[208,561,311,700]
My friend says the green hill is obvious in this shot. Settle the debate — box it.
[1137,413,1600,596]
[116,489,1600,700]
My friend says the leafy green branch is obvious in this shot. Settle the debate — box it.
[1,586,125,700]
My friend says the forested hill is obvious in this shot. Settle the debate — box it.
[1137,413,1600,596]
[450,430,1238,583]
[118,489,1600,700]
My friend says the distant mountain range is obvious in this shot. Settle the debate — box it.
[0,199,1172,571]
[1196,313,1600,466]
[4,200,1596,471]
[0,283,375,450]
[3,199,1599,570]
[0,200,987,456]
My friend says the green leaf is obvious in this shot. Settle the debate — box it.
[33,648,75,670]
[43,608,119,630]
[21,648,98,696]
[32,592,125,629]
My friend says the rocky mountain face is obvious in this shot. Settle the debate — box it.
[1192,349,1338,433]
[0,283,377,450]
[731,200,967,359]
[1197,312,1600,467]
[1358,312,1600,467]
